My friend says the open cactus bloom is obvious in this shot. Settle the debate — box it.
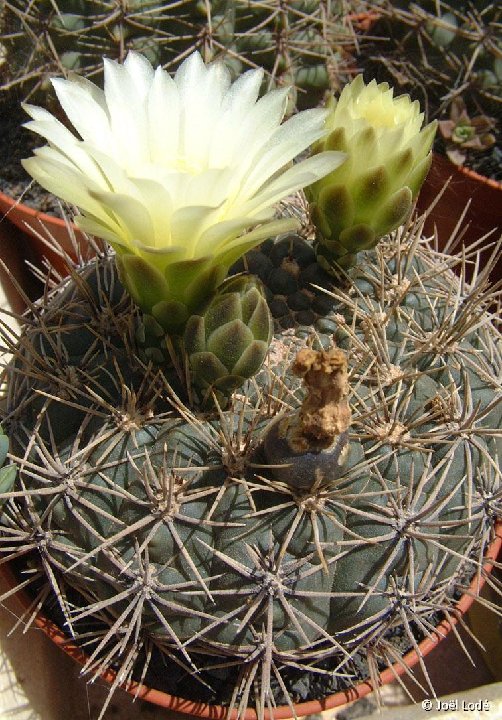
[307,75,437,271]
[22,51,345,331]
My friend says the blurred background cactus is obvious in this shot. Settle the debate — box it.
[0,0,370,109]
[357,0,501,179]
[438,96,496,166]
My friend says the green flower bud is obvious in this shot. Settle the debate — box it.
[184,275,272,404]
[307,76,437,272]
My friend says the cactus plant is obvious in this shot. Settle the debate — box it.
[438,96,497,167]
[20,50,344,330]
[0,220,500,718]
[0,0,368,108]
[0,48,500,720]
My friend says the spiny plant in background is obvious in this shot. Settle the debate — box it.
[0,0,369,108]
[438,96,496,167]
[0,50,501,720]
[357,0,502,180]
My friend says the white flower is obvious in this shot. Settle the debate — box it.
[22,51,344,328]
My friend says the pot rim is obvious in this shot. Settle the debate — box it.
[431,152,502,191]
[2,521,500,719]
[0,189,70,232]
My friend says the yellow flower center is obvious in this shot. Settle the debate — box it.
[174,155,205,174]
[354,97,411,128]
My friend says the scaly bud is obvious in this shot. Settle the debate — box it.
[307,75,437,272]
[184,275,272,404]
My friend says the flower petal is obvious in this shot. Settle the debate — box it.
[23,50,345,316]
[196,217,264,257]
[89,190,155,247]
[215,218,300,269]
[170,205,219,253]
[239,108,330,196]
[243,151,347,215]
[147,66,180,163]
[75,214,128,247]
[22,152,110,220]
[51,75,113,152]
[104,56,151,168]
[23,104,112,187]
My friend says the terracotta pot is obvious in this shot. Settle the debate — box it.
[2,522,501,720]
[0,215,43,310]
[417,154,502,284]
[0,190,92,278]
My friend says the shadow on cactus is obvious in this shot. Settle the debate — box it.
[0,49,501,720]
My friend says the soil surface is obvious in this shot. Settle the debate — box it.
[0,100,62,215]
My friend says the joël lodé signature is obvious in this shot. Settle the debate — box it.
[422,698,491,712]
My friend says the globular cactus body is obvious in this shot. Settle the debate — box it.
[1,228,501,714]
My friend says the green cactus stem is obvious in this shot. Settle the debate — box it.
[0,221,500,719]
